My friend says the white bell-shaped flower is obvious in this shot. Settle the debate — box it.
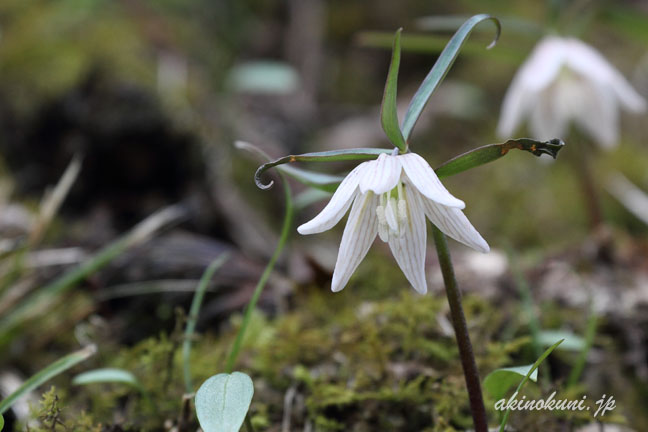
[298,152,489,294]
[497,35,646,149]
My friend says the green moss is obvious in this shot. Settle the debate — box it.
[22,261,634,430]
[23,386,101,432]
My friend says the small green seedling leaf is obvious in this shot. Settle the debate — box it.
[253,147,392,190]
[0,413,4,431]
[483,365,538,402]
[195,372,254,432]
[72,368,140,387]
[380,28,407,152]
[435,138,564,179]
[538,330,585,352]
[497,339,564,432]
[401,14,501,141]
[0,345,96,415]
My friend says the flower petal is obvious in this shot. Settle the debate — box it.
[297,164,363,235]
[565,38,647,113]
[528,81,569,142]
[572,82,618,149]
[517,36,566,92]
[422,196,489,253]
[387,186,428,294]
[496,71,536,139]
[400,153,465,209]
[497,36,566,138]
[331,192,379,292]
[358,153,401,195]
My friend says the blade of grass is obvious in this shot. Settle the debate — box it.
[0,205,186,343]
[0,344,96,415]
[498,339,564,432]
[380,28,406,152]
[225,176,293,372]
[29,155,82,246]
[567,303,597,387]
[183,253,230,393]
[97,279,209,301]
[506,247,544,372]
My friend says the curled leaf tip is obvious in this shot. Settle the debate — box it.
[533,138,565,159]
[254,165,274,190]
[485,16,502,50]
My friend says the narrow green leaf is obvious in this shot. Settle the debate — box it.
[0,206,185,343]
[538,330,586,352]
[195,372,254,432]
[72,367,154,409]
[236,141,345,193]
[357,32,522,64]
[414,14,543,36]
[401,14,501,140]
[567,305,598,387]
[435,138,564,179]
[255,138,564,195]
[380,28,406,151]
[225,173,293,372]
[72,368,140,387]
[0,345,96,415]
[0,413,4,431]
[498,339,564,432]
[183,253,230,393]
[254,148,392,190]
[483,365,538,402]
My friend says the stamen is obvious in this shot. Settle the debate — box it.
[398,199,407,222]
[376,204,388,242]
[397,183,407,222]
[385,198,399,234]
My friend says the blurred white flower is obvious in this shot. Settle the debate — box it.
[497,35,646,149]
[298,152,489,294]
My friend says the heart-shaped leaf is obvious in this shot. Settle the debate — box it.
[195,372,254,432]
[483,365,538,402]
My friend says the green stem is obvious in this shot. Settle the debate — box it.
[569,135,603,230]
[432,226,488,432]
[183,253,230,393]
[225,177,293,373]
